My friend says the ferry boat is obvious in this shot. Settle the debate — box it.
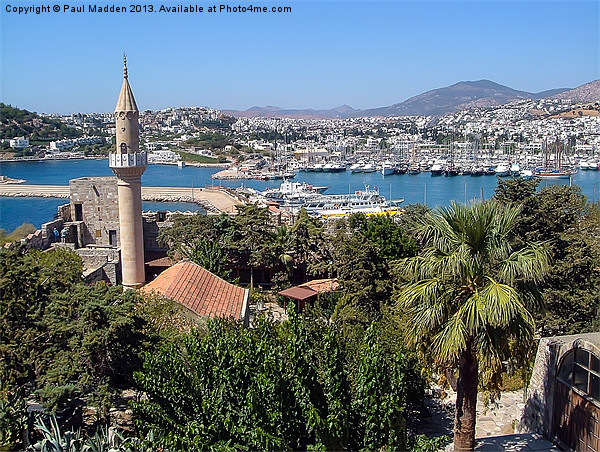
[295,185,404,218]
[262,180,329,202]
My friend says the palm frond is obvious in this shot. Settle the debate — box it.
[397,279,451,338]
[499,242,551,284]
[457,293,483,334]
[431,314,468,363]
[479,278,535,329]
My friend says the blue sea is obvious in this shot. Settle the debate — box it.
[1,159,599,231]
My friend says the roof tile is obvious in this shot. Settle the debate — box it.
[142,261,249,322]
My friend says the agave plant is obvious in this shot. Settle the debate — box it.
[29,413,162,452]
[29,415,84,451]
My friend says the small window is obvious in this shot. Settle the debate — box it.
[95,230,102,238]
[577,349,590,368]
[559,352,574,382]
[592,355,599,373]
[574,364,589,392]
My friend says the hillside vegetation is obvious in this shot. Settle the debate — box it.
[0,103,82,141]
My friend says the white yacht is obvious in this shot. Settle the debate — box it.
[297,186,404,218]
[361,162,377,173]
[510,163,520,176]
[495,162,510,177]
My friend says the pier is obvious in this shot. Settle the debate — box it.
[0,185,242,213]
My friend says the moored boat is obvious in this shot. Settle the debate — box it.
[292,185,404,218]
[495,163,510,177]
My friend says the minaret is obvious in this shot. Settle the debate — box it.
[109,55,147,289]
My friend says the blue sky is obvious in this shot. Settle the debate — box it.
[1,0,598,113]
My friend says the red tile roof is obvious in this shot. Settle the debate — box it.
[299,278,340,293]
[142,260,249,323]
[278,286,318,301]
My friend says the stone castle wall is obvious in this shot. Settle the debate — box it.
[69,177,120,247]
[520,332,600,437]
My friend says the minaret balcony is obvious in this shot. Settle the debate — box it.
[109,152,147,168]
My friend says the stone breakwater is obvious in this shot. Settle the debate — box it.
[0,185,243,214]
[0,191,69,198]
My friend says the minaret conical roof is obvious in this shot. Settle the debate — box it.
[115,55,138,112]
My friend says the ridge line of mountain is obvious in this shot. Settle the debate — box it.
[222,79,600,119]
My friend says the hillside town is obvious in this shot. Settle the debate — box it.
[3,94,600,172]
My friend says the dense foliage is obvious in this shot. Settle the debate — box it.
[0,246,148,418]
[494,178,600,335]
[132,312,424,451]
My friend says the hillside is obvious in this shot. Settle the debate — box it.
[222,104,359,119]
[360,80,571,117]
[224,80,577,118]
[0,103,82,141]
[552,80,600,103]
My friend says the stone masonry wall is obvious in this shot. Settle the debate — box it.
[520,332,600,438]
[69,177,120,247]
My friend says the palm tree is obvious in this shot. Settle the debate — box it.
[273,225,294,277]
[395,201,550,451]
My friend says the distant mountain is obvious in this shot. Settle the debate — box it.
[360,80,571,117]
[224,79,584,119]
[552,80,600,103]
[222,104,358,119]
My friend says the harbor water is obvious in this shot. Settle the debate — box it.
[1,159,599,231]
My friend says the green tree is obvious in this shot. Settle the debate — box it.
[158,214,232,279]
[395,201,550,451]
[494,180,600,335]
[331,214,415,325]
[290,208,327,281]
[132,313,423,451]
[229,204,274,288]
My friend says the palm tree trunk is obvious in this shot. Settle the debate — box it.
[454,339,478,451]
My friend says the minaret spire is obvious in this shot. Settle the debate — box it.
[109,55,147,290]
[115,58,138,114]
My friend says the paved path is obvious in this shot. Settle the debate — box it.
[0,184,242,213]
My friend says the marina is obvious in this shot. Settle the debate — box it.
[1,157,600,231]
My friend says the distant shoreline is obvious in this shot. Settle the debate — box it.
[0,156,229,168]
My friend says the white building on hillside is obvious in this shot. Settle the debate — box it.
[10,137,29,149]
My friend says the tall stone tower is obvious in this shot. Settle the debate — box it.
[109,56,147,289]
